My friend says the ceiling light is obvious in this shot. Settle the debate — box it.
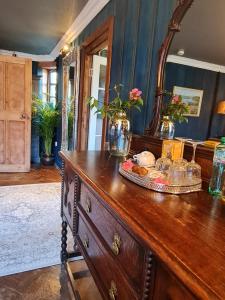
[60,44,70,57]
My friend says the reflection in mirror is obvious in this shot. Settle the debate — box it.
[164,0,225,140]
[62,47,80,151]
[88,48,107,150]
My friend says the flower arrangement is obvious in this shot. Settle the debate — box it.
[88,84,143,119]
[162,93,189,123]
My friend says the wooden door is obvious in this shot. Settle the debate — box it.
[0,55,32,172]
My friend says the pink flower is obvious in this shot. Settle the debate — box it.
[122,160,134,171]
[171,95,180,104]
[129,88,142,101]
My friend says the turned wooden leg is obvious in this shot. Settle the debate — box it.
[61,220,68,263]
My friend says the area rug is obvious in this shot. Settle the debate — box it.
[0,182,72,277]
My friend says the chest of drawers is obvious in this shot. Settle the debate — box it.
[60,151,225,300]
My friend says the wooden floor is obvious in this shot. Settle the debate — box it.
[0,260,102,300]
[0,165,61,186]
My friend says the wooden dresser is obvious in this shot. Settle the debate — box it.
[59,151,225,300]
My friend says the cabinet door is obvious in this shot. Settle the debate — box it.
[0,55,31,172]
[153,263,196,300]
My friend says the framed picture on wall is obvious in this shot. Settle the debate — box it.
[173,86,204,117]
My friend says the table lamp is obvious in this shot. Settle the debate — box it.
[216,100,225,114]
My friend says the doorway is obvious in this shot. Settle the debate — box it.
[88,53,107,150]
[77,17,114,151]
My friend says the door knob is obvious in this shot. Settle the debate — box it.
[20,113,30,120]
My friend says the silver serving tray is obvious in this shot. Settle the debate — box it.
[119,165,202,194]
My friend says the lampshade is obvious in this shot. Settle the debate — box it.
[216,101,225,114]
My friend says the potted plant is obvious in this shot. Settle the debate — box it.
[31,95,42,165]
[37,102,59,165]
[68,98,74,150]
[88,84,143,156]
[159,93,189,139]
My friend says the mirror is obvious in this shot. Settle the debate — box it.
[62,47,80,150]
[148,0,225,141]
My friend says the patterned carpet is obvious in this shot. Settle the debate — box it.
[0,183,71,277]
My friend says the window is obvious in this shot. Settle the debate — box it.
[42,69,48,102]
[41,69,57,104]
[49,70,57,104]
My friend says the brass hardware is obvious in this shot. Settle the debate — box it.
[109,280,117,300]
[82,236,89,249]
[20,112,30,120]
[85,198,91,213]
[111,233,121,256]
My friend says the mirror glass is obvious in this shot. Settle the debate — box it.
[164,0,225,140]
[88,47,108,151]
[62,47,79,151]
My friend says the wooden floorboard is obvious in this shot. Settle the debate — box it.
[0,261,102,300]
[0,165,61,186]
[0,265,74,300]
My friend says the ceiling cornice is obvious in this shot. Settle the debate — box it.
[0,49,52,61]
[0,0,110,62]
[50,0,110,59]
[167,54,225,74]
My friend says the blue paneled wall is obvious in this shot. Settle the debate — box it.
[57,0,176,131]
[165,62,225,140]
[77,0,176,133]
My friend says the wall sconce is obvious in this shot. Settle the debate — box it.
[216,100,225,115]
[60,44,70,57]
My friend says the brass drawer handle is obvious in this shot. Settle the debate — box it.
[111,233,121,256]
[82,236,89,249]
[109,280,117,300]
[85,198,91,213]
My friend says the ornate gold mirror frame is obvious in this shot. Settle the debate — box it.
[146,0,194,136]
[61,47,80,150]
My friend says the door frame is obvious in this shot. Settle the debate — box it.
[77,16,114,151]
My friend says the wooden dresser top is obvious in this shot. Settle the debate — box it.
[60,150,225,300]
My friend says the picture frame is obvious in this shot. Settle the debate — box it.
[173,86,203,117]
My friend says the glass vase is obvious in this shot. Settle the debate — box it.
[159,116,175,139]
[109,112,132,157]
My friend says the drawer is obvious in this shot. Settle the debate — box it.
[62,164,80,233]
[153,263,196,300]
[76,215,138,300]
[79,183,145,290]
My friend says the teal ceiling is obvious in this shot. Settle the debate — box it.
[0,0,88,55]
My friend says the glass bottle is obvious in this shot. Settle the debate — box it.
[209,137,225,196]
